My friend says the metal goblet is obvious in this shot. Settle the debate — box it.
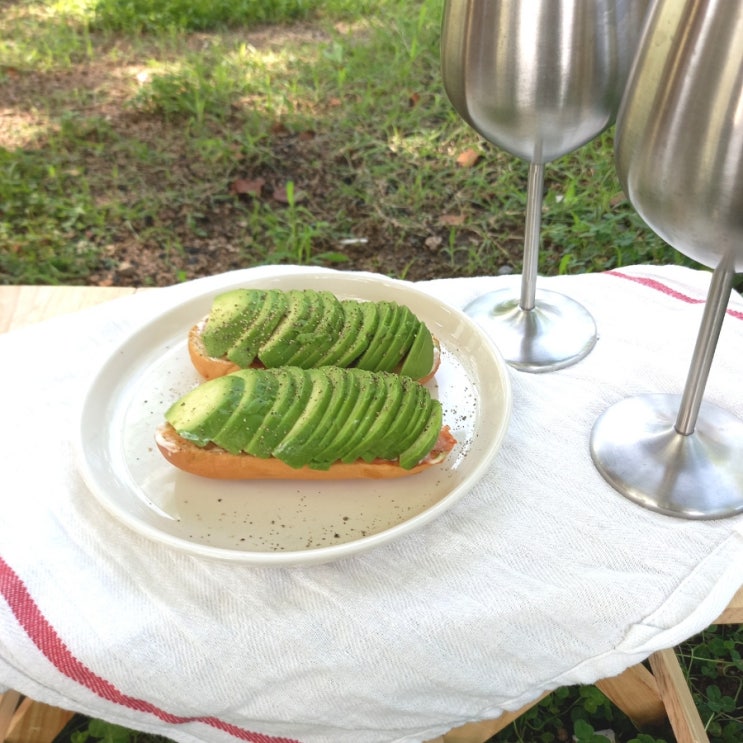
[441,0,649,372]
[590,0,743,519]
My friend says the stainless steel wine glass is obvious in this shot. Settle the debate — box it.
[590,0,743,519]
[441,0,649,372]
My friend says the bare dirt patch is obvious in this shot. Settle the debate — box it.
[3,20,514,287]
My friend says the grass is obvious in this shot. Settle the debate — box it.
[0,0,696,286]
[3,2,741,742]
[488,624,743,743]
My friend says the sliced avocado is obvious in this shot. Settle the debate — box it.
[243,368,311,458]
[258,290,324,367]
[367,374,423,461]
[211,370,280,454]
[271,369,337,468]
[353,301,398,371]
[226,290,289,367]
[282,291,345,368]
[381,383,432,458]
[356,372,405,462]
[374,304,419,372]
[398,399,443,469]
[338,372,389,463]
[312,300,364,368]
[311,369,377,465]
[165,374,245,446]
[398,323,435,380]
[331,300,379,367]
[201,289,267,359]
[308,367,360,467]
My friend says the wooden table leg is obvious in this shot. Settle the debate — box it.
[648,649,709,743]
[423,692,549,743]
[0,691,21,742]
[595,662,667,728]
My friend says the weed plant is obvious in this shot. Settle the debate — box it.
[0,0,695,285]
[4,2,741,742]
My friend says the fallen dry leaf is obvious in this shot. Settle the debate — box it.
[230,177,265,198]
[439,214,466,226]
[456,148,481,168]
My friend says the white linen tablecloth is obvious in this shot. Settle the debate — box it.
[1,264,742,743]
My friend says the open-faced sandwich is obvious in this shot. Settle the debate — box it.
[188,288,441,383]
[156,366,456,480]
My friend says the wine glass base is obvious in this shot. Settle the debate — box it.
[590,394,743,520]
[464,287,597,373]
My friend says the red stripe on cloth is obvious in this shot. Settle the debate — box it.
[0,557,301,743]
[607,270,743,320]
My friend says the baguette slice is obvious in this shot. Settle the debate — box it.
[189,289,441,383]
[155,423,456,480]
[156,367,456,480]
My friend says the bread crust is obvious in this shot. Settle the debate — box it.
[155,423,455,481]
[188,319,441,383]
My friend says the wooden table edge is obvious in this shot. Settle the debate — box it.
[0,285,146,334]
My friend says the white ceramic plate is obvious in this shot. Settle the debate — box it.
[77,271,512,565]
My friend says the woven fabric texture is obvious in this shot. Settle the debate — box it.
[1,264,742,743]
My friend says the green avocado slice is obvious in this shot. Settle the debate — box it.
[200,289,267,359]
[398,323,435,380]
[339,300,379,367]
[317,300,379,369]
[369,375,425,461]
[383,383,433,458]
[353,301,399,371]
[282,291,345,368]
[272,369,335,468]
[356,373,405,462]
[211,370,280,454]
[243,368,311,458]
[312,300,364,368]
[308,367,360,468]
[374,304,419,373]
[258,290,325,367]
[338,372,389,463]
[226,290,289,367]
[398,399,443,469]
[310,369,377,465]
[165,373,245,446]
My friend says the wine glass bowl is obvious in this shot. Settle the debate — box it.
[441,0,649,372]
[441,0,644,164]
[614,1,743,273]
[590,0,743,519]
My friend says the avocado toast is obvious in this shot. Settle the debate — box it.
[156,367,456,480]
[188,288,440,382]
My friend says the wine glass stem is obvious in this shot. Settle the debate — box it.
[675,259,735,435]
[520,161,545,312]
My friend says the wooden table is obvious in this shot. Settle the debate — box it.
[0,285,142,334]
[1,284,742,743]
